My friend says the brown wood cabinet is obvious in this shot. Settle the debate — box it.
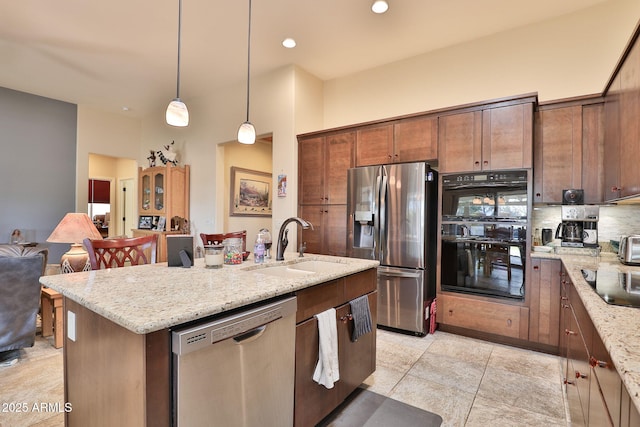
[137,164,190,262]
[604,27,640,201]
[355,116,438,166]
[561,265,628,427]
[438,293,529,340]
[294,269,377,427]
[298,131,354,256]
[528,258,561,350]
[299,204,347,256]
[533,99,604,204]
[439,101,533,173]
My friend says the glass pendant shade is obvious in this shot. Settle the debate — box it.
[237,121,256,144]
[166,98,189,127]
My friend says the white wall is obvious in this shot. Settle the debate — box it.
[322,0,640,128]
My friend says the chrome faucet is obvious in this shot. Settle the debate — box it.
[276,217,313,261]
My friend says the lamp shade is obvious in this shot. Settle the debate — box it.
[237,121,256,144]
[47,213,103,244]
[166,98,189,127]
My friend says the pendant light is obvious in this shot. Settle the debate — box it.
[238,0,256,144]
[166,0,189,127]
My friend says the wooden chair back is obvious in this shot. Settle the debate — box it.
[200,230,247,252]
[83,235,158,270]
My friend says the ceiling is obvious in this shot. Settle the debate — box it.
[1,0,609,119]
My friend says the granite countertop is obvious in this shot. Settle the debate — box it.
[39,254,379,335]
[532,250,640,412]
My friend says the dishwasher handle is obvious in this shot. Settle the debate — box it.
[233,325,266,344]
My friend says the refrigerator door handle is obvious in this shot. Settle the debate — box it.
[379,172,388,261]
[378,269,422,279]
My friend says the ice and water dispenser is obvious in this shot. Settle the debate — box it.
[353,210,374,249]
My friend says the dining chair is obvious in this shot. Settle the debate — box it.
[200,230,247,252]
[83,235,158,270]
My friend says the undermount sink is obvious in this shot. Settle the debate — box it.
[254,265,316,278]
[284,260,342,273]
[251,260,344,278]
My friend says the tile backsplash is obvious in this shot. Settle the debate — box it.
[532,205,640,253]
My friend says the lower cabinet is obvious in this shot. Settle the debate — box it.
[562,265,633,427]
[294,269,377,427]
[438,293,529,340]
[528,258,561,350]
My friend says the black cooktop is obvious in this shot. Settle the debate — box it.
[581,269,640,308]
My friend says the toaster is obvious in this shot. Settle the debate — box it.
[618,235,640,265]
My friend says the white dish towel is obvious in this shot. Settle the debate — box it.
[313,307,340,389]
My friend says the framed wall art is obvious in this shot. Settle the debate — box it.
[229,167,272,217]
[138,215,153,229]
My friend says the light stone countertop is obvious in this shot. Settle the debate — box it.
[39,254,379,335]
[532,251,640,412]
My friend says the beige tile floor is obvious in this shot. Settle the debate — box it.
[0,329,568,427]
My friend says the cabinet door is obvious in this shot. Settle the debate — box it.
[582,103,605,204]
[604,74,622,201]
[619,40,640,198]
[140,171,152,212]
[566,308,590,426]
[299,136,326,205]
[592,329,621,427]
[533,106,582,204]
[326,132,355,204]
[589,376,614,427]
[153,171,165,213]
[528,259,561,347]
[393,116,438,163]
[298,205,347,256]
[356,124,393,166]
[438,111,482,173]
[482,103,533,171]
[336,291,377,402]
[294,316,339,427]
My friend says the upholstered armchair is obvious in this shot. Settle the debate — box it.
[0,245,48,361]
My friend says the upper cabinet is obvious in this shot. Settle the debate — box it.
[355,115,438,166]
[439,101,534,173]
[138,164,190,222]
[533,99,604,204]
[604,24,640,201]
[298,131,355,206]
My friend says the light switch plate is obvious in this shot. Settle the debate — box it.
[67,311,76,342]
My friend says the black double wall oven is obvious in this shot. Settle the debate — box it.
[440,170,530,300]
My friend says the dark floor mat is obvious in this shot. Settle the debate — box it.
[317,388,443,427]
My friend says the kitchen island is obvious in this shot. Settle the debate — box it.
[40,254,379,427]
[532,251,640,422]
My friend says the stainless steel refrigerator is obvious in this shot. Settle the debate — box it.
[347,162,438,336]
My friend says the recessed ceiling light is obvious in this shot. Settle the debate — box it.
[282,38,296,48]
[122,106,130,111]
[371,0,388,14]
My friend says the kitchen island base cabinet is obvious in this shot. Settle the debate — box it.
[294,269,377,427]
[62,299,170,427]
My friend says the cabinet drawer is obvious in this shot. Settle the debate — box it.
[439,294,529,339]
[344,269,376,301]
[296,280,342,323]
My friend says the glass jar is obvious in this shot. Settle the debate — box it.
[204,244,224,269]
[223,238,243,265]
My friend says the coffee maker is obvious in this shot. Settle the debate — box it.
[556,189,599,247]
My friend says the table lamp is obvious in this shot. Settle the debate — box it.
[47,213,103,273]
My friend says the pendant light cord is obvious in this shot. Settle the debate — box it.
[245,0,252,122]
[176,0,183,99]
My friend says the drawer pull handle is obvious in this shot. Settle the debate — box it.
[589,356,609,369]
[340,314,353,323]
[575,371,588,379]
[565,329,577,336]
[564,379,575,386]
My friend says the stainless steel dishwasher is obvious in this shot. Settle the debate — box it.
[172,296,297,427]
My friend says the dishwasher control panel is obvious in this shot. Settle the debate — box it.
[171,296,297,356]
